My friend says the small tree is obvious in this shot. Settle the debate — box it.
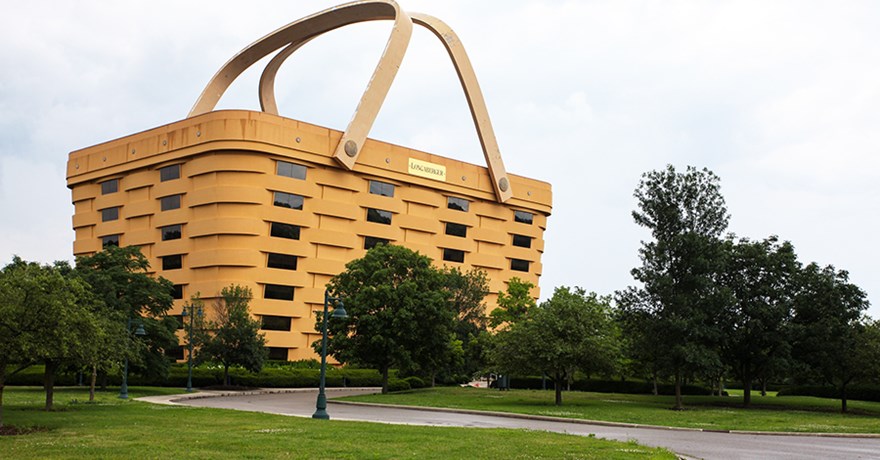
[438,267,490,383]
[76,246,175,385]
[202,285,267,386]
[493,287,620,405]
[489,277,537,329]
[719,236,799,407]
[790,263,871,413]
[322,244,454,393]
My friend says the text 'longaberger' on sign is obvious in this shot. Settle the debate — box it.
[408,158,447,182]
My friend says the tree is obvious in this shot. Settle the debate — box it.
[493,287,620,405]
[790,263,871,413]
[0,258,102,415]
[202,285,267,386]
[321,244,455,393]
[621,165,730,410]
[438,267,490,383]
[489,277,537,329]
[76,246,175,386]
[720,236,799,407]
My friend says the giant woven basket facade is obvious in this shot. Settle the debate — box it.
[66,1,552,361]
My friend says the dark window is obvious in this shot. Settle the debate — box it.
[447,196,469,212]
[101,179,118,195]
[442,248,465,263]
[264,284,295,301]
[171,284,184,300]
[274,191,304,210]
[277,161,307,180]
[364,236,389,250]
[369,180,395,197]
[270,222,300,240]
[101,207,119,222]
[102,234,120,247]
[512,234,532,248]
[514,210,534,224]
[162,254,183,270]
[161,224,182,241]
[267,253,297,271]
[367,208,392,225]
[511,258,530,272]
[165,346,184,360]
[445,222,467,238]
[267,347,289,361]
[261,315,292,331]
[160,164,180,182]
[161,194,181,211]
[171,315,184,330]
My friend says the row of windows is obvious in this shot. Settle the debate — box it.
[99,164,180,197]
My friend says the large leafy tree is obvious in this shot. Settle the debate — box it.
[76,246,175,385]
[790,263,871,413]
[720,236,799,407]
[620,165,729,410]
[321,244,454,393]
[0,258,102,416]
[202,285,267,385]
[493,287,620,405]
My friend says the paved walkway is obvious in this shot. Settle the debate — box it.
[139,389,880,460]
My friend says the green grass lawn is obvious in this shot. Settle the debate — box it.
[342,387,880,434]
[0,387,674,459]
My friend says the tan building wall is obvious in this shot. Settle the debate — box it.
[67,110,552,361]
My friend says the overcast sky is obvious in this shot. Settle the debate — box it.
[1,1,877,318]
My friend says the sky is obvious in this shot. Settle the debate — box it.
[1,1,877,318]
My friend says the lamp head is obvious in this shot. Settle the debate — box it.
[332,301,348,319]
[134,322,147,336]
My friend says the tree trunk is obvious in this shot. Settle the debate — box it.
[760,379,767,397]
[44,360,58,411]
[554,373,563,406]
[381,366,389,394]
[0,366,6,428]
[89,365,97,402]
[841,383,848,414]
[743,371,752,408]
[224,364,230,386]
[652,373,658,396]
[673,372,683,410]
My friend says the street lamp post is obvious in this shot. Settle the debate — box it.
[182,304,203,392]
[119,317,147,399]
[313,289,348,419]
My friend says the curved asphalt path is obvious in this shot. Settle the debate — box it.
[148,389,880,460]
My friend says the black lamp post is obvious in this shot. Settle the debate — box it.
[313,289,348,419]
[119,317,146,399]
[181,304,203,392]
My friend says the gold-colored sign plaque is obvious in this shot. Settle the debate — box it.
[408,158,447,181]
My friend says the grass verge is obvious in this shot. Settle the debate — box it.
[0,387,674,459]
[342,386,880,434]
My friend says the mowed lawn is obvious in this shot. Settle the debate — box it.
[0,387,675,459]
[343,386,880,434]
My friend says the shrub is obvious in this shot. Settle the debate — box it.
[502,376,716,395]
[387,379,411,392]
[404,376,427,389]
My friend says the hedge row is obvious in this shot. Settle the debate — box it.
[4,365,395,389]
[506,376,717,395]
[776,385,880,403]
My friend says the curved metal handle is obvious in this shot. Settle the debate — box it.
[189,0,413,172]
[191,1,513,203]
